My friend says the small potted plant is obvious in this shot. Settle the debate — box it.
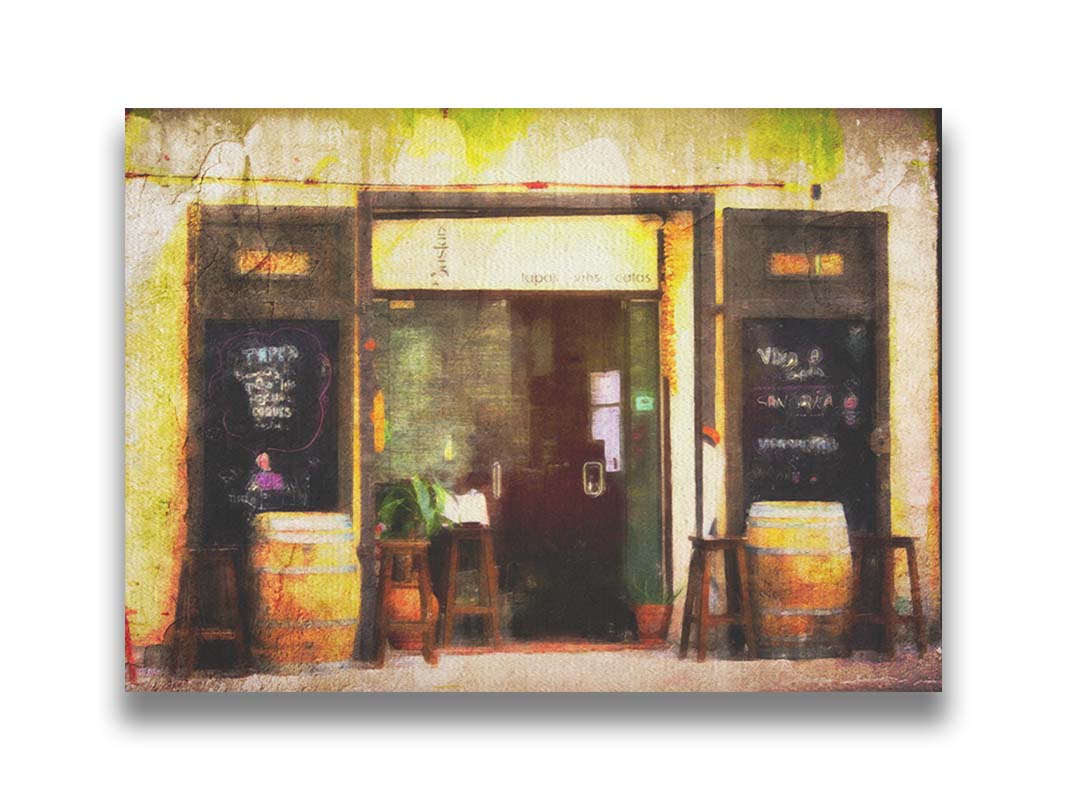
[629,575,683,642]
[375,476,451,650]
[376,475,451,541]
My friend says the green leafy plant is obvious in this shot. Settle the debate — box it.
[628,574,684,606]
[376,476,452,539]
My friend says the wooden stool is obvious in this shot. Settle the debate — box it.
[373,540,438,667]
[679,536,758,661]
[173,546,250,677]
[847,535,927,657]
[441,524,501,647]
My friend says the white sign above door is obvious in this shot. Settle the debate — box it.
[372,214,662,291]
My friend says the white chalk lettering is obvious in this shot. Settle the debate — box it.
[756,435,840,454]
[232,343,303,431]
[755,390,834,413]
[757,346,799,370]
[783,365,828,381]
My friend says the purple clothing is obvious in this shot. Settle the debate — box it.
[252,470,285,491]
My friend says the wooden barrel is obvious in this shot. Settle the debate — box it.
[744,501,851,659]
[249,512,359,668]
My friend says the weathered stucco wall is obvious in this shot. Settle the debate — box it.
[125,109,940,650]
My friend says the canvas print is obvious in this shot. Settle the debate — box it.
[125,109,941,691]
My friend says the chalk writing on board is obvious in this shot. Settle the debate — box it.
[757,346,799,369]
[756,435,840,454]
[743,318,876,532]
[755,389,835,415]
[756,345,827,381]
[208,325,333,453]
[202,321,340,541]
[231,344,302,430]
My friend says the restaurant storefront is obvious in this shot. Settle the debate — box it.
[124,109,940,670]
[357,193,712,653]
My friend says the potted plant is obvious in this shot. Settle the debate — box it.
[376,475,451,541]
[629,575,684,642]
[375,476,452,650]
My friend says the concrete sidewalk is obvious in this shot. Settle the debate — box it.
[130,646,941,692]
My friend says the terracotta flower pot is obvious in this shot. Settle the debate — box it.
[634,604,672,641]
[383,580,439,650]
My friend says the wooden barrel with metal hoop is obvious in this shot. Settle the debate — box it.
[744,501,851,659]
[249,512,360,667]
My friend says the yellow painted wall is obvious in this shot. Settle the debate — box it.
[125,191,188,646]
[125,109,941,651]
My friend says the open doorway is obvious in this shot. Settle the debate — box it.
[367,295,663,643]
[503,297,628,640]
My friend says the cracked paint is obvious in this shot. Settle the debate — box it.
[124,109,940,691]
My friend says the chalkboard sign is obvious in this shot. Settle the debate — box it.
[742,319,875,532]
[203,320,339,543]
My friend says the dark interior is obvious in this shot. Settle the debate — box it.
[374,296,639,642]
[499,298,630,641]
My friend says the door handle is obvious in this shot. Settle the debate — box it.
[582,461,605,497]
[491,460,502,499]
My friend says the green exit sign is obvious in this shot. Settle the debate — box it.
[634,393,655,412]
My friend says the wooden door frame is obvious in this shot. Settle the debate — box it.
[354,191,715,653]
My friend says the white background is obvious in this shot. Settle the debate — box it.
[1,2,1063,797]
